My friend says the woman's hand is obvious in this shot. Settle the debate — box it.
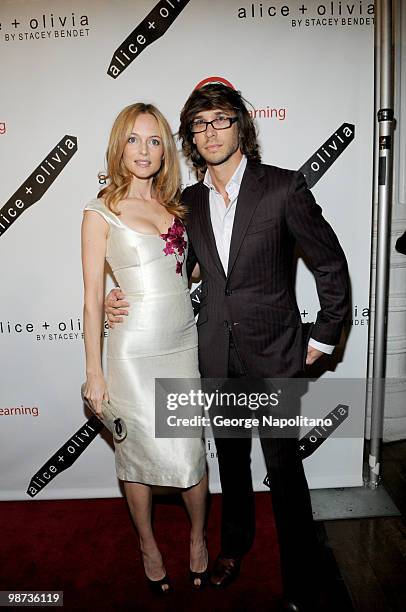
[105,288,129,328]
[83,374,109,418]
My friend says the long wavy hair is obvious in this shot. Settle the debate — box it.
[178,84,261,178]
[99,103,186,218]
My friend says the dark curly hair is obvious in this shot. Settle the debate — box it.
[178,83,261,178]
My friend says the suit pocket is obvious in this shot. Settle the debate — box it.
[246,219,276,236]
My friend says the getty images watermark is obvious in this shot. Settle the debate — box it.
[154,378,365,439]
[165,388,332,431]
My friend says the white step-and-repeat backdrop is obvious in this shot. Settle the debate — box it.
[0,0,374,500]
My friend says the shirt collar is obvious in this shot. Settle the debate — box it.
[203,155,247,195]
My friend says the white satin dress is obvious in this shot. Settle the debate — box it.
[84,198,206,487]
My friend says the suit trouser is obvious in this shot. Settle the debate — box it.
[213,337,321,599]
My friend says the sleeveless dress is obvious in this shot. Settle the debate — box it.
[84,198,206,487]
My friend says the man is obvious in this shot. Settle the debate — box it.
[107,83,349,611]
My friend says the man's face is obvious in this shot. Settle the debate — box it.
[192,108,240,167]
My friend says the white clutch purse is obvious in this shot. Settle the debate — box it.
[81,383,127,442]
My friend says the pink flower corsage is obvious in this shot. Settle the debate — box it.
[160,217,187,275]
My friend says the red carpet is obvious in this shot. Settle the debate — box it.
[0,493,282,611]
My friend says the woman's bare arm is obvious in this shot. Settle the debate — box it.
[81,210,109,416]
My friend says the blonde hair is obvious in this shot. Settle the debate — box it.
[99,103,186,218]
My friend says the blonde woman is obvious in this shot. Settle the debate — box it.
[81,103,208,594]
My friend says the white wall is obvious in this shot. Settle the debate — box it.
[0,0,374,499]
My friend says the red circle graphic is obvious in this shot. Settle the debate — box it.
[194,76,236,90]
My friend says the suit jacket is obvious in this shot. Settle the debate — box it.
[182,161,349,378]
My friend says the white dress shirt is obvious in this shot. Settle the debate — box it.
[204,155,334,355]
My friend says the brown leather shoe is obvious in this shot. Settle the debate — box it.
[210,556,241,588]
[280,601,302,612]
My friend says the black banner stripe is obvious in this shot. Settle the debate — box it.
[26,416,103,498]
[191,282,203,316]
[0,135,78,239]
[298,403,349,459]
[107,0,191,79]
[299,123,355,189]
[263,404,349,488]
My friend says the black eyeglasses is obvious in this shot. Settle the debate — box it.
[190,116,238,134]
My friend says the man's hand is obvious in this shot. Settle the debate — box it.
[306,345,324,366]
[105,288,129,328]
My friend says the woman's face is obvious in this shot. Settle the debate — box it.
[122,113,164,181]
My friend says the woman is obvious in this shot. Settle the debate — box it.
[81,103,208,594]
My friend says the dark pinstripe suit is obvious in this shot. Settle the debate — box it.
[183,161,349,599]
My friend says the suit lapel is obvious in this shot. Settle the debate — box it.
[227,162,265,279]
[198,184,226,279]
